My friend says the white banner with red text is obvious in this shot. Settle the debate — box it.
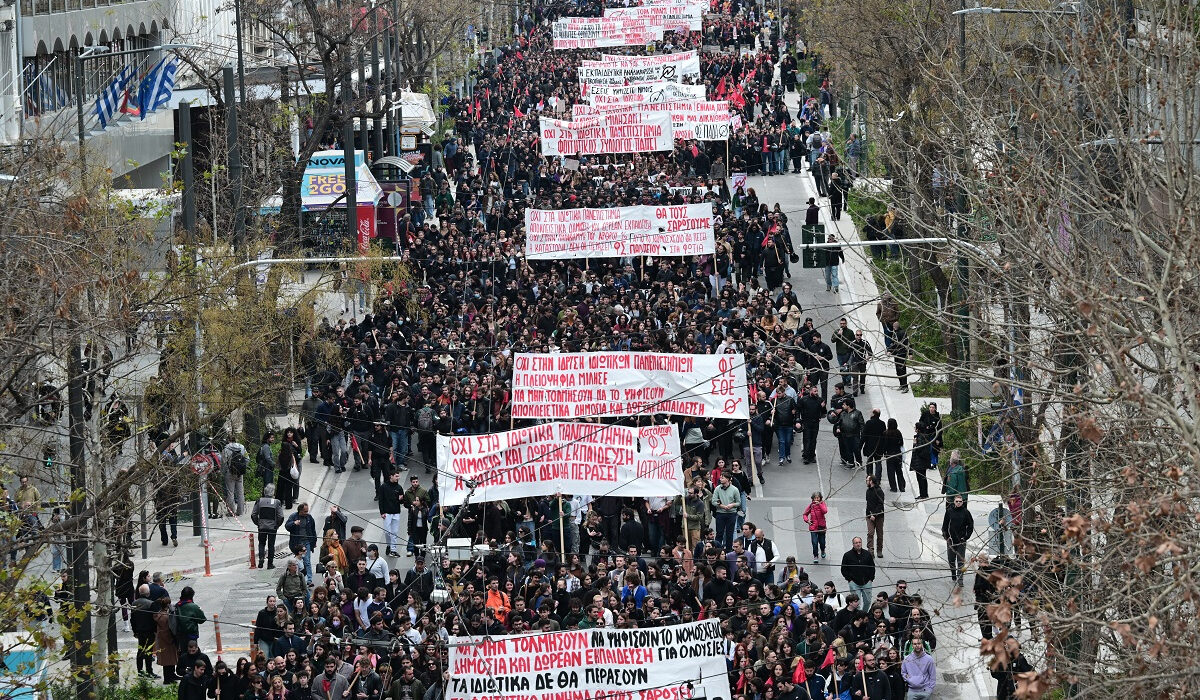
[539,113,674,156]
[552,18,665,49]
[573,101,731,140]
[584,81,706,107]
[603,5,703,31]
[511,352,749,419]
[523,204,713,259]
[579,51,701,83]
[447,620,728,700]
[435,423,683,506]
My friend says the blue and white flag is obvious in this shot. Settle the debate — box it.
[138,57,179,119]
[95,65,134,129]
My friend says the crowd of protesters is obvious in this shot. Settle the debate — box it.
[99,1,1044,699]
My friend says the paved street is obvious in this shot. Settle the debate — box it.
[60,77,1004,700]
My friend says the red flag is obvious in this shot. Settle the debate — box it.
[791,662,807,684]
[514,105,525,119]
[716,75,727,98]
[730,88,745,110]
[855,655,864,672]
[472,99,480,119]
[820,647,836,669]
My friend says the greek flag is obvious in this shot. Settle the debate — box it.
[138,57,179,119]
[95,65,134,129]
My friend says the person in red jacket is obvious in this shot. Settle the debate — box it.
[803,491,829,564]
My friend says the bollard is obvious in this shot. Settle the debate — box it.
[249,621,255,650]
[214,613,223,656]
[249,533,257,569]
[203,538,212,577]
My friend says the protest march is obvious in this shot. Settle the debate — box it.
[142,1,1040,700]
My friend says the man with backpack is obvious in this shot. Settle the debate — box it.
[221,441,249,517]
[251,483,284,568]
[172,586,207,650]
[130,583,159,678]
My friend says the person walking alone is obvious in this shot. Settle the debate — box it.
[942,494,975,587]
[865,475,886,559]
[802,491,828,564]
[891,321,910,392]
[251,483,284,569]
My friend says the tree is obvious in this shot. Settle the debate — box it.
[170,0,476,248]
[0,138,334,690]
[812,1,1200,696]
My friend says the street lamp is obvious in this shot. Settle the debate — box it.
[953,3,1078,15]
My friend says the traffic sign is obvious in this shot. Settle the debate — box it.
[190,454,215,476]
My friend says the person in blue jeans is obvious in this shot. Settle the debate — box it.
[770,377,797,464]
[711,473,741,549]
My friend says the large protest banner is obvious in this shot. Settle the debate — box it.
[584,81,706,106]
[574,101,731,140]
[603,4,703,31]
[436,423,683,506]
[524,204,713,259]
[552,18,665,49]
[511,352,749,419]
[599,48,701,68]
[539,113,673,156]
[579,51,700,83]
[448,620,727,700]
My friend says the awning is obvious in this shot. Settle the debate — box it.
[374,155,416,174]
[300,150,382,211]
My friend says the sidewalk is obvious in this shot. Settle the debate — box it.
[819,152,1001,699]
[134,439,337,577]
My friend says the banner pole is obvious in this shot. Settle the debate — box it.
[747,415,759,483]
[558,494,566,555]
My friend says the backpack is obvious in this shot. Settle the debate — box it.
[229,450,249,476]
[416,407,434,431]
[167,603,180,636]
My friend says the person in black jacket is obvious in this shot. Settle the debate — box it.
[862,409,887,482]
[942,495,975,586]
[176,659,212,700]
[617,507,645,552]
[378,471,405,556]
[840,537,876,605]
[891,322,911,392]
[130,584,159,678]
[881,418,906,493]
[973,553,997,639]
[253,595,284,658]
[404,557,436,602]
[385,391,412,470]
[860,652,894,700]
[368,422,392,500]
[803,333,834,402]
[865,476,886,559]
[797,386,825,465]
[991,637,1034,700]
